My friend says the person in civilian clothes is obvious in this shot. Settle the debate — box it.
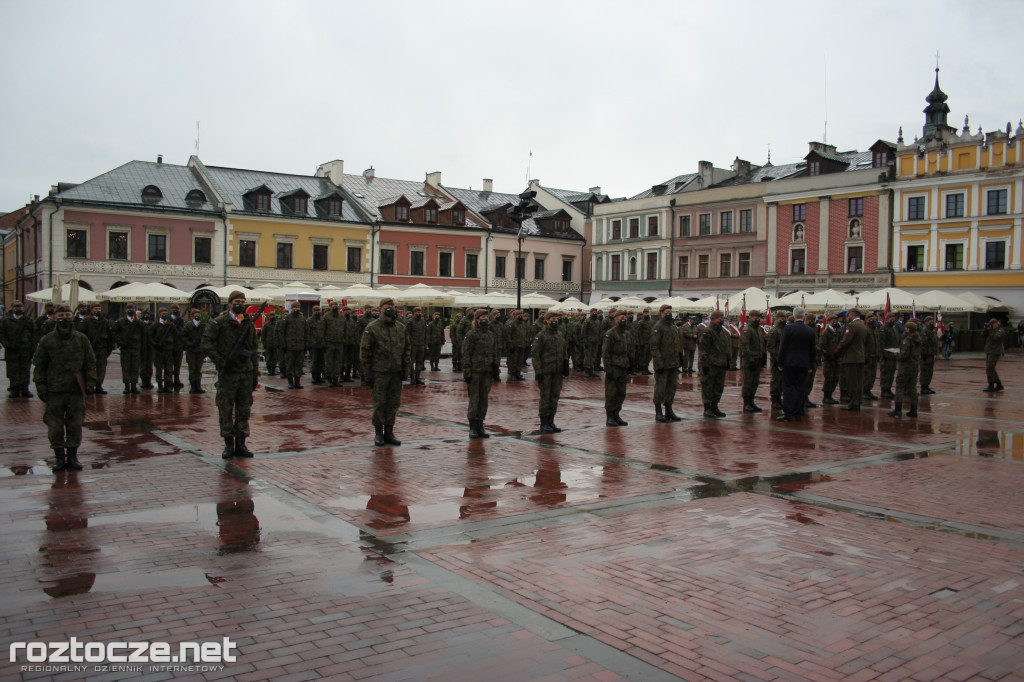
[776,307,817,422]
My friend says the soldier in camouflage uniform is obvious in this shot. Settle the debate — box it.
[78,303,114,395]
[184,308,207,394]
[427,311,445,371]
[983,318,1006,392]
[507,310,532,381]
[361,297,410,446]
[862,314,881,401]
[322,302,346,387]
[279,302,308,389]
[35,303,56,342]
[203,291,260,458]
[819,314,841,404]
[169,304,185,388]
[150,308,179,393]
[307,305,326,384]
[1,300,36,397]
[699,310,731,419]
[651,304,682,422]
[449,311,464,371]
[34,305,97,472]
[582,308,604,377]
[740,310,766,413]
[262,309,279,376]
[405,307,428,385]
[114,304,145,394]
[836,308,868,411]
[879,314,899,399]
[635,309,654,375]
[341,307,359,382]
[533,311,568,433]
[602,309,631,426]
[456,309,475,369]
[918,316,939,395]
[463,309,500,439]
[678,317,699,373]
[766,316,786,409]
[887,319,921,418]
[356,307,376,385]
[140,311,157,389]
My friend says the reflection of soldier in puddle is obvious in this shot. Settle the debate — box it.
[530,453,567,505]
[365,451,409,529]
[461,442,496,519]
[976,429,1000,453]
[216,474,260,554]
[41,473,96,597]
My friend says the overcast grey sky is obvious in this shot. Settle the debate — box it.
[1,0,1021,211]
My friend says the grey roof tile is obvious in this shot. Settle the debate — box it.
[56,160,220,213]
[340,173,482,228]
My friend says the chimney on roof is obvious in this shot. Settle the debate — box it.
[363,167,375,180]
[808,141,837,156]
[589,186,601,195]
[316,160,345,185]
[698,160,714,186]
[157,155,163,164]
[731,157,752,175]
[482,179,493,193]
[425,171,441,188]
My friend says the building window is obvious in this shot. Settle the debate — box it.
[873,151,889,168]
[849,219,862,239]
[985,242,1006,270]
[410,250,424,276]
[466,253,478,279]
[186,189,207,205]
[147,234,167,262]
[380,248,395,275]
[907,196,925,220]
[793,224,805,242]
[720,212,732,234]
[647,216,658,236]
[194,236,212,264]
[561,259,572,282]
[346,244,362,270]
[847,246,863,273]
[809,161,821,177]
[720,253,731,277]
[791,249,805,275]
[439,251,453,277]
[294,196,308,214]
[739,209,752,233]
[645,253,657,280]
[610,255,621,281]
[396,205,409,221]
[986,189,1008,215]
[792,204,806,222]
[515,256,526,279]
[276,243,293,269]
[239,240,256,267]
[629,218,639,238]
[495,255,506,278]
[906,245,924,271]
[944,243,964,271]
[849,198,864,217]
[698,254,709,278]
[328,198,342,216]
[679,215,691,237]
[425,207,438,223]
[629,256,637,277]
[611,220,621,240]
[738,252,750,277]
[453,209,465,225]
[313,244,328,271]
[142,185,163,201]
[108,232,128,260]
[555,218,569,232]
[533,258,544,281]
[945,193,964,218]
[67,229,87,259]
[678,255,689,279]
[699,214,711,236]
[256,193,271,211]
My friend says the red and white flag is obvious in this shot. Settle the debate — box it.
[740,294,747,330]
[936,308,944,337]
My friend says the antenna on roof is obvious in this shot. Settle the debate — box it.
[822,53,828,144]
[526,150,532,186]
[195,120,201,155]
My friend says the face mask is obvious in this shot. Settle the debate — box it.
[383,308,396,318]
[331,308,339,314]
[372,312,380,318]
[13,310,22,317]
[160,315,168,322]
[193,317,201,324]
[618,319,627,327]
[171,313,178,319]
[663,313,673,321]
[233,304,246,314]
[550,320,559,329]
[92,312,101,318]
[58,318,72,330]
[142,314,151,322]
[415,313,422,319]
[479,319,489,328]
[126,311,135,318]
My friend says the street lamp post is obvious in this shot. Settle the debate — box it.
[510,190,538,311]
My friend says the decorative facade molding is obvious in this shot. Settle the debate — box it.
[227,266,370,284]
[64,259,216,279]
[489,278,579,292]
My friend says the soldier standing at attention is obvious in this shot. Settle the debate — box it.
[262,308,279,376]
[582,308,604,377]
[322,302,346,387]
[140,311,157,390]
[169,304,185,389]
[602,309,631,426]
[114,303,145,394]
[150,308,179,393]
[887,320,921,418]
[918,315,938,395]
[34,305,97,472]
[767,315,786,410]
[405,307,428,385]
[1,300,36,398]
[449,311,464,372]
[203,291,259,459]
[699,310,731,419]
[878,314,899,399]
[862,314,881,401]
[650,304,682,422]
[819,314,841,404]
[79,303,114,395]
[835,308,867,411]
[463,309,500,439]
[510,310,533,380]
[340,306,359,382]
[35,302,56,341]
[427,311,445,371]
[740,310,766,413]
[533,311,568,433]
[307,305,326,384]
[983,318,1006,392]
[184,308,207,394]
[279,302,307,389]
[360,297,410,446]
[635,309,654,375]
[678,316,699,374]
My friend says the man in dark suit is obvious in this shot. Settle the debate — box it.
[777,307,816,422]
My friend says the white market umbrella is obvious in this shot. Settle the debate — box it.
[394,283,455,307]
[915,290,980,313]
[777,290,812,306]
[519,292,557,309]
[27,284,101,305]
[609,296,650,313]
[100,281,191,303]
[801,289,857,312]
[952,291,1016,313]
[856,287,918,312]
[548,296,586,313]
[726,287,783,314]
[332,283,378,306]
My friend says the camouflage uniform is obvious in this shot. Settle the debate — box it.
[532,321,567,431]
[507,316,532,380]
[322,308,347,385]
[879,320,899,397]
[601,319,631,425]
[699,321,731,416]
[278,309,308,387]
[341,311,360,381]
[984,324,1005,389]
[678,320,698,372]
[1,309,36,396]
[33,324,96,465]
[360,314,410,434]
[183,316,207,393]
[635,313,654,374]
[650,315,681,420]
[203,310,259,443]
[463,321,500,437]
[149,316,179,391]
[427,315,445,370]
[449,313,464,371]
[918,322,938,393]
[740,319,766,410]
[862,321,881,399]
[262,313,279,375]
[582,313,604,376]
[306,311,326,383]
[169,309,185,387]
[836,317,868,410]
[114,313,146,392]
[819,323,842,402]
[405,313,428,383]
[890,330,921,415]
[78,313,115,394]
[766,318,786,406]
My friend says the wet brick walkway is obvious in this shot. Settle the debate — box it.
[1,352,1023,680]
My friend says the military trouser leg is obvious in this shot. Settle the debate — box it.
[843,363,865,408]
[729,345,739,369]
[506,348,521,375]
[371,372,403,426]
[215,372,253,438]
[467,373,493,421]
[285,349,305,377]
[894,368,920,411]
[586,343,601,370]
[653,368,678,405]
[44,392,85,448]
[880,359,897,392]
[141,349,154,383]
[804,366,817,401]
[823,361,839,397]
[411,346,426,373]
[7,352,31,388]
[681,348,695,371]
[311,348,325,378]
[451,343,461,368]
[741,364,760,400]
[604,369,627,413]
[325,344,343,377]
[863,358,878,394]
[172,350,184,378]
[95,353,108,390]
[986,356,1001,385]
[701,366,726,405]
[154,352,173,383]
[342,344,358,374]
[187,351,205,385]
[770,362,782,400]
[919,357,934,389]
[121,349,141,384]
[539,373,563,418]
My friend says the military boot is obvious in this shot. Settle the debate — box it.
[94,384,107,395]
[130,383,141,394]
[234,438,254,458]
[383,425,401,446]
[606,411,619,427]
[743,400,757,413]
[51,448,67,473]
[906,407,918,418]
[311,373,324,385]
[540,416,556,434]
[173,375,184,388]
[703,403,718,419]
[469,421,482,439]
[374,425,386,446]
[665,404,682,422]
[326,376,337,387]
[613,411,628,426]
[995,382,1005,391]
[65,447,83,470]
[222,438,235,459]
[477,421,490,438]
[655,403,667,423]
[887,404,902,418]
[123,383,131,394]
[750,400,763,413]
[822,394,838,405]
[293,376,303,389]
[771,398,784,410]
[712,403,726,418]
[881,389,895,399]
[549,417,562,433]
[189,381,201,394]
[982,383,996,392]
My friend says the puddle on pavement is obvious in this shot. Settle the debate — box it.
[942,429,1024,460]
[1,461,48,476]
[84,419,150,435]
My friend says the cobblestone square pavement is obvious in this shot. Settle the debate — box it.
[1,353,1022,681]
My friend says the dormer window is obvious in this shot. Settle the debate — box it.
[808,161,821,176]
[452,209,464,225]
[873,151,888,168]
[256,193,271,211]
[243,185,273,212]
[425,207,438,223]
[397,205,409,221]
[556,219,569,233]
[294,196,307,213]
[185,189,207,205]
[328,198,342,216]
[141,185,163,203]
